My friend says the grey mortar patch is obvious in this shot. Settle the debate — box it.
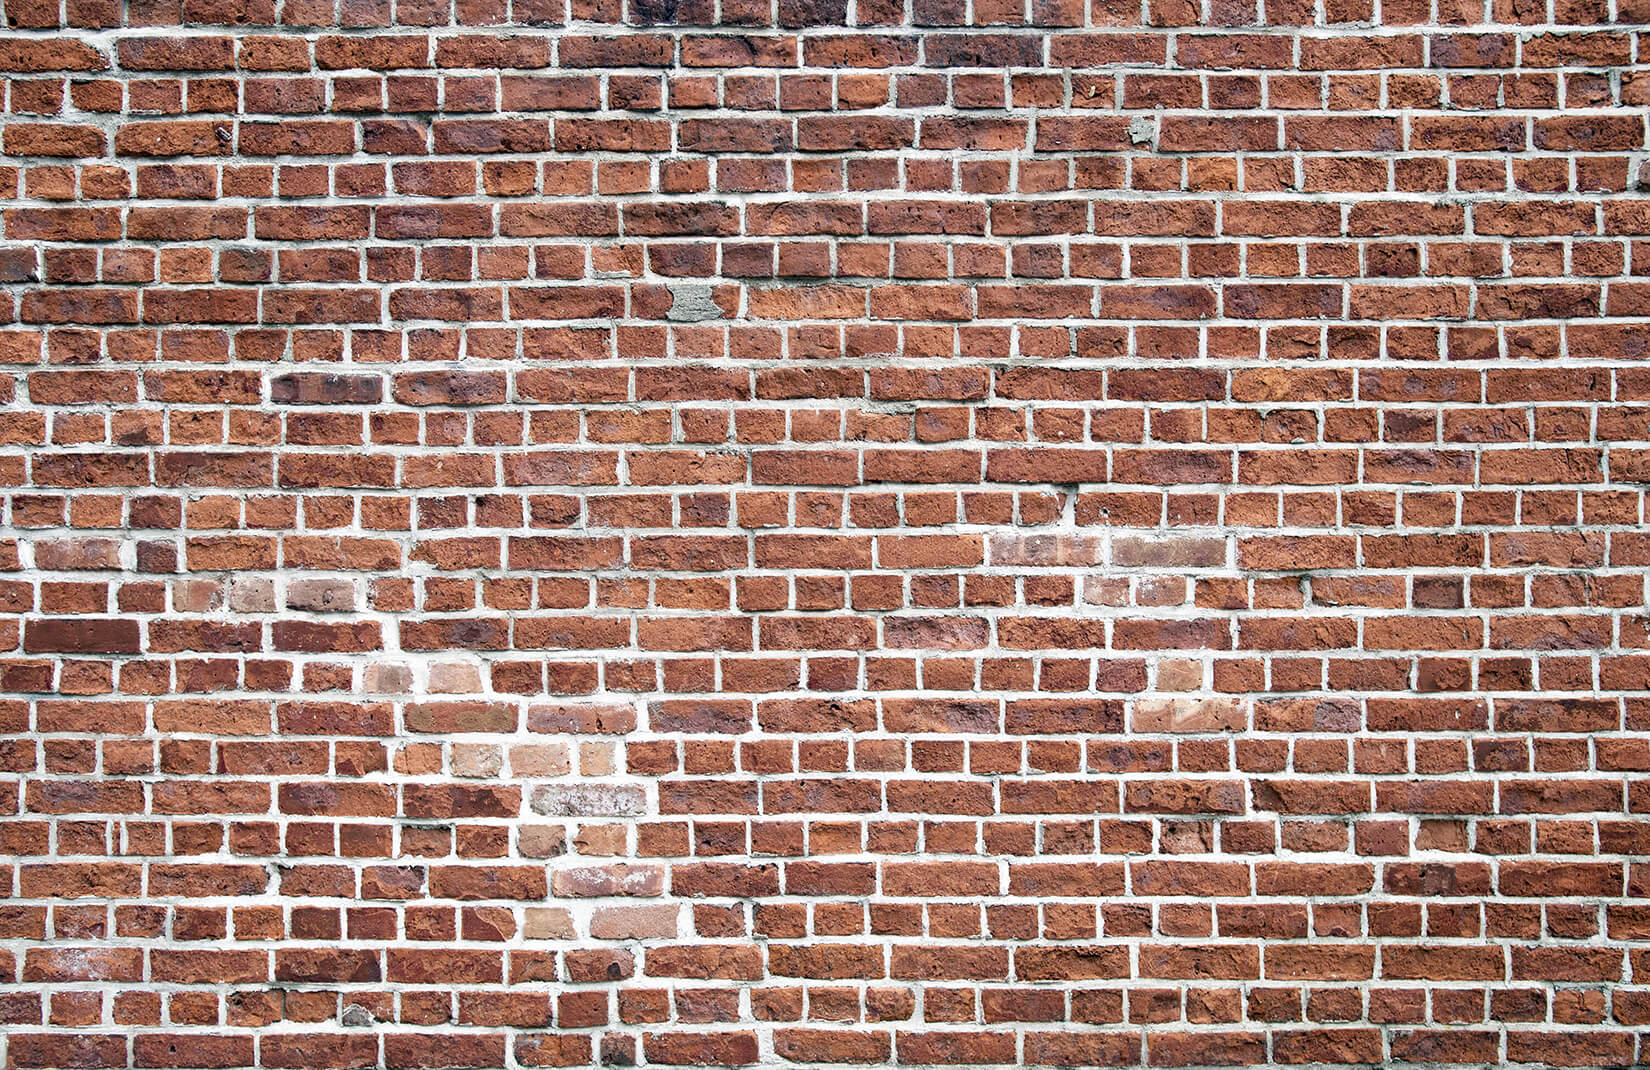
[666,284,723,322]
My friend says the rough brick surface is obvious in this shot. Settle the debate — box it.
[1,0,1649,1065]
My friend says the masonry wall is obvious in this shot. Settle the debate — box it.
[1,0,1648,1066]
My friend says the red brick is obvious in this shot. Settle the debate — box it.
[0,8,1638,1064]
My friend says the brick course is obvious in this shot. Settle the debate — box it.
[1,0,1649,1066]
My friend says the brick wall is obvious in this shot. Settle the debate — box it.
[2,0,1649,1066]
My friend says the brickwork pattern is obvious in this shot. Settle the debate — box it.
[2,0,1650,1066]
